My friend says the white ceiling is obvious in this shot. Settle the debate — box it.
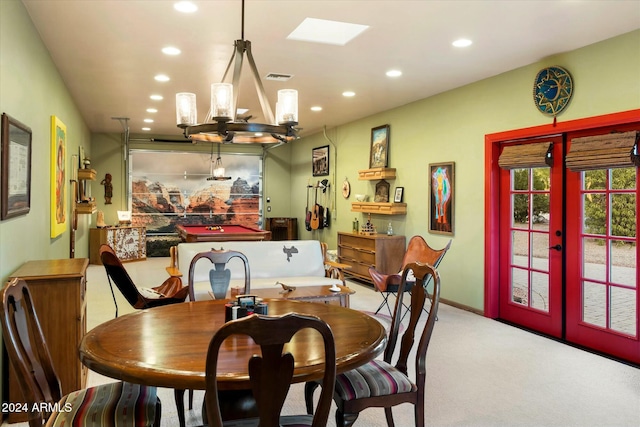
[21,0,640,139]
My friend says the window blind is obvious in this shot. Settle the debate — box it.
[498,141,553,170]
[566,131,639,171]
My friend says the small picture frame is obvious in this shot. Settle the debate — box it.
[1,113,32,220]
[394,187,404,203]
[429,162,455,235]
[369,124,390,168]
[312,145,330,176]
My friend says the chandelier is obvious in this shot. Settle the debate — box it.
[207,143,231,181]
[175,0,298,144]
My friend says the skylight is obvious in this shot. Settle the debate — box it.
[287,18,369,46]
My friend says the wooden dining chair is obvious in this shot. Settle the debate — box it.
[205,313,336,427]
[1,278,161,427]
[369,236,450,316]
[305,262,441,427]
[99,243,189,317]
[188,249,250,301]
[100,243,190,426]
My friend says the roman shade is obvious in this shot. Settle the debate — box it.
[498,141,553,169]
[565,131,639,172]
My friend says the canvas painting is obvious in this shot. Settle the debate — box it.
[51,116,67,237]
[429,162,454,235]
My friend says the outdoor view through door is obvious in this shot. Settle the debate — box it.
[486,111,639,364]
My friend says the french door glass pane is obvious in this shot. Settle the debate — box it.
[512,230,529,267]
[531,271,549,312]
[511,267,528,306]
[582,281,607,328]
[582,237,606,282]
[610,286,637,335]
[611,241,636,287]
[531,231,549,271]
[583,193,606,235]
[512,194,529,226]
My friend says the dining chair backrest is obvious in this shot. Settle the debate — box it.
[205,313,336,427]
[1,278,62,426]
[188,249,250,301]
[385,262,441,385]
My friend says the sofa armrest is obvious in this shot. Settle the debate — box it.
[325,260,351,285]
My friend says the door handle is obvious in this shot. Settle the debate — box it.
[549,244,562,251]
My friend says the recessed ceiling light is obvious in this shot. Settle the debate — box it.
[146,108,158,113]
[142,127,151,131]
[311,106,322,112]
[342,91,355,97]
[144,118,154,123]
[386,69,402,77]
[452,38,472,48]
[150,95,163,101]
[154,74,170,82]
[162,46,181,55]
[174,1,197,13]
[287,18,369,46]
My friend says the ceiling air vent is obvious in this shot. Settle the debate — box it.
[265,73,293,81]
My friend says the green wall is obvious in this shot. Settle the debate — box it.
[289,30,640,311]
[0,0,93,280]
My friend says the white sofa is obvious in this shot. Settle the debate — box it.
[169,240,347,300]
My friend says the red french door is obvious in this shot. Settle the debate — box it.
[565,124,639,363]
[498,136,564,337]
[488,113,640,364]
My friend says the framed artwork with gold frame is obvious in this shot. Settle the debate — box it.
[51,116,67,237]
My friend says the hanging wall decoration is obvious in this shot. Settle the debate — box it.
[50,115,67,237]
[429,162,454,235]
[1,113,32,220]
[312,145,329,176]
[369,124,390,168]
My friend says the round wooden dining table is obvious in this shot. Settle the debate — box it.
[79,299,386,391]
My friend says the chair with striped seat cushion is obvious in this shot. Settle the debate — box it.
[1,278,161,427]
[305,262,441,427]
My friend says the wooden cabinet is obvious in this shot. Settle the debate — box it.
[265,217,298,240]
[337,232,406,284]
[89,226,147,264]
[7,259,88,423]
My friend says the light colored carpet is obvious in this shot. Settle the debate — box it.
[4,257,639,427]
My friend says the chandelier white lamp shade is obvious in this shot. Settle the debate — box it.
[175,0,298,145]
[176,92,197,125]
[211,83,233,120]
[277,89,298,124]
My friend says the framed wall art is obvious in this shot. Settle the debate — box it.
[369,124,390,168]
[1,113,32,220]
[312,145,329,176]
[51,115,67,237]
[429,162,454,235]
[394,187,404,203]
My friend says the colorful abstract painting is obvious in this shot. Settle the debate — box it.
[429,162,454,235]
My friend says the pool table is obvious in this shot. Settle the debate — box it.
[175,224,271,242]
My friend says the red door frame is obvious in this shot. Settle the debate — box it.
[484,109,640,318]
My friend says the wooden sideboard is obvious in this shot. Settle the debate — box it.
[337,232,406,284]
[89,226,146,265]
[7,258,89,423]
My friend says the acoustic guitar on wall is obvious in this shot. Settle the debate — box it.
[310,182,324,230]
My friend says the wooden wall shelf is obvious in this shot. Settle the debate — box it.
[78,168,96,180]
[358,168,396,180]
[351,202,407,215]
[76,201,96,214]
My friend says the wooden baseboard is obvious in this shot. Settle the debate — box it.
[441,298,484,316]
